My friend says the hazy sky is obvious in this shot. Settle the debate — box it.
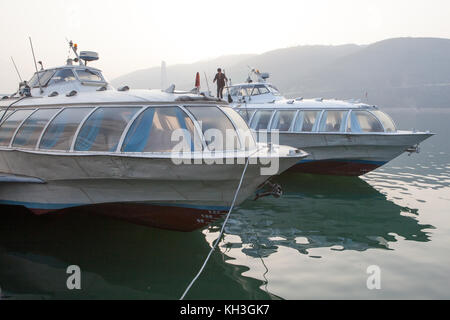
[1,0,449,91]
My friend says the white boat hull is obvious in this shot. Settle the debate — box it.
[258,131,433,176]
[0,148,305,231]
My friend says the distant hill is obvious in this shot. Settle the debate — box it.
[112,37,450,109]
[112,54,257,92]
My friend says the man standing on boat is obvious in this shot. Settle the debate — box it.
[213,68,228,99]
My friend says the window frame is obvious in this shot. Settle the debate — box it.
[49,69,77,85]
[368,110,398,133]
[70,106,100,152]
[117,105,207,153]
[0,109,16,125]
[220,106,256,151]
[75,68,106,85]
[28,70,56,88]
[12,108,62,149]
[184,105,244,152]
[269,109,298,132]
[8,108,39,148]
[292,110,324,133]
[37,107,95,152]
[346,110,384,133]
[318,110,349,133]
[73,106,141,152]
[249,109,275,131]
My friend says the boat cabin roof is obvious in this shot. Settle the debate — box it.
[228,82,282,95]
[0,102,255,155]
[234,98,376,110]
[0,89,225,109]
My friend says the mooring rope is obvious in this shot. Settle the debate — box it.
[180,150,258,300]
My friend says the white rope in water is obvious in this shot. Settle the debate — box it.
[180,152,256,300]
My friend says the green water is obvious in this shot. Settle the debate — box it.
[0,109,449,300]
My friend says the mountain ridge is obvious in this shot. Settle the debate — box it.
[112,37,450,108]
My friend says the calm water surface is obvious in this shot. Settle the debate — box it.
[0,109,449,299]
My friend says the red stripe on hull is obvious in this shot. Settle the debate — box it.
[27,203,225,232]
[288,161,383,176]
[28,208,59,215]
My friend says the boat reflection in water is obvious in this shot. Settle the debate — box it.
[219,173,434,258]
[0,173,436,299]
[0,206,277,300]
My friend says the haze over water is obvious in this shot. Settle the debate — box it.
[0,108,448,299]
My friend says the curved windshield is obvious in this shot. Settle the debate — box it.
[268,85,281,96]
[347,110,384,133]
[0,109,35,146]
[49,69,76,84]
[186,106,241,151]
[221,107,256,150]
[29,70,55,88]
[76,69,104,82]
[74,107,139,152]
[256,85,270,95]
[371,110,397,133]
[122,107,202,153]
[40,108,93,150]
[0,109,14,124]
[13,108,60,148]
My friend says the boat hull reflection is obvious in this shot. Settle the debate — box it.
[0,207,273,299]
[221,173,433,257]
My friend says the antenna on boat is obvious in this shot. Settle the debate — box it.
[28,37,43,94]
[10,57,23,82]
[66,38,84,66]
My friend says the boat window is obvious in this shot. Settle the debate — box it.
[250,110,273,131]
[251,87,260,96]
[371,110,397,133]
[221,107,257,150]
[0,109,35,146]
[347,110,384,133]
[13,109,60,148]
[28,70,55,88]
[270,110,296,131]
[187,106,241,151]
[40,108,93,150]
[268,85,281,96]
[257,85,270,94]
[319,110,348,132]
[0,109,15,124]
[122,107,201,153]
[74,107,139,152]
[237,109,255,123]
[293,111,320,132]
[76,69,104,82]
[50,69,76,84]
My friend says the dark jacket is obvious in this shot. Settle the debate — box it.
[213,73,228,87]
